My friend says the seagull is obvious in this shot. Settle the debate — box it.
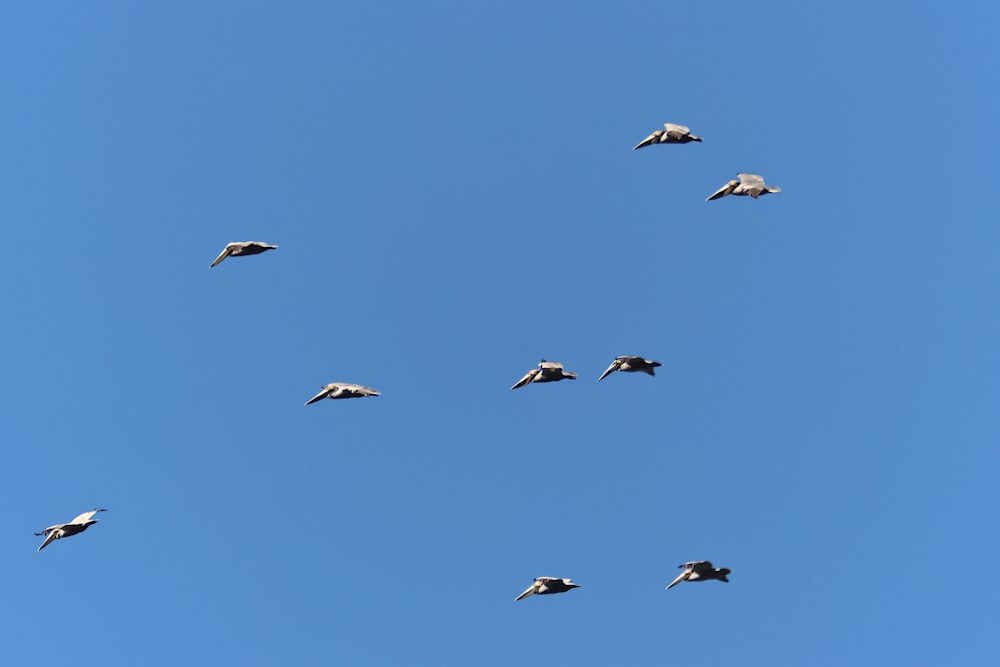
[706,173,781,201]
[633,123,703,150]
[510,360,578,390]
[209,241,278,268]
[597,356,663,382]
[305,383,381,405]
[35,509,106,552]
[665,561,732,590]
[515,577,581,601]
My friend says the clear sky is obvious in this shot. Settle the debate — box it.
[3,2,998,665]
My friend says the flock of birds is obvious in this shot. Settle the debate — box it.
[36,120,778,600]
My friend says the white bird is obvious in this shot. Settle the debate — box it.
[706,173,781,201]
[510,360,578,390]
[633,123,703,150]
[665,561,732,590]
[35,509,107,552]
[597,356,662,382]
[515,577,581,601]
[305,383,381,405]
[210,241,278,268]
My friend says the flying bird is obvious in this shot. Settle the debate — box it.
[597,356,662,382]
[510,360,578,390]
[305,383,381,405]
[35,509,106,552]
[209,241,278,268]
[665,561,732,590]
[706,173,781,201]
[515,577,581,601]
[633,123,703,150]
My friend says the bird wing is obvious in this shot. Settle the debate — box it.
[706,180,738,201]
[209,245,233,268]
[538,361,564,370]
[597,359,621,382]
[737,173,766,189]
[515,582,539,601]
[37,530,60,552]
[69,509,104,524]
[664,123,691,135]
[510,369,539,390]
[342,384,380,397]
[304,385,333,405]
[632,131,661,151]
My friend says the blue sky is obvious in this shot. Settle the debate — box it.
[3,2,998,665]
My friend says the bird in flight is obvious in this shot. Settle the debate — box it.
[305,383,381,405]
[633,123,703,150]
[665,561,732,590]
[597,356,662,382]
[510,360,578,390]
[706,173,781,201]
[515,577,581,601]
[210,241,278,268]
[35,509,107,552]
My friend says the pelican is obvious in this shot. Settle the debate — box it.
[35,509,106,552]
[305,383,381,405]
[597,356,662,382]
[706,173,781,201]
[210,241,278,268]
[510,360,578,390]
[665,561,732,590]
[633,123,703,150]
[515,577,581,601]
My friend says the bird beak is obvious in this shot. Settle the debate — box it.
[515,586,537,601]
[632,134,657,151]
[209,250,230,268]
[665,572,687,590]
[304,391,328,406]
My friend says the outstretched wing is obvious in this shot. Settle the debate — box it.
[69,509,105,525]
[737,173,766,189]
[663,123,691,135]
[341,384,380,398]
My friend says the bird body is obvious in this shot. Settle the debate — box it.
[511,361,578,390]
[35,509,106,552]
[665,561,731,590]
[210,241,278,268]
[633,123,703,150]
[305,383,381,405]
[706,173,780,201]
[597,356,662,382]
[515,577,581,601]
